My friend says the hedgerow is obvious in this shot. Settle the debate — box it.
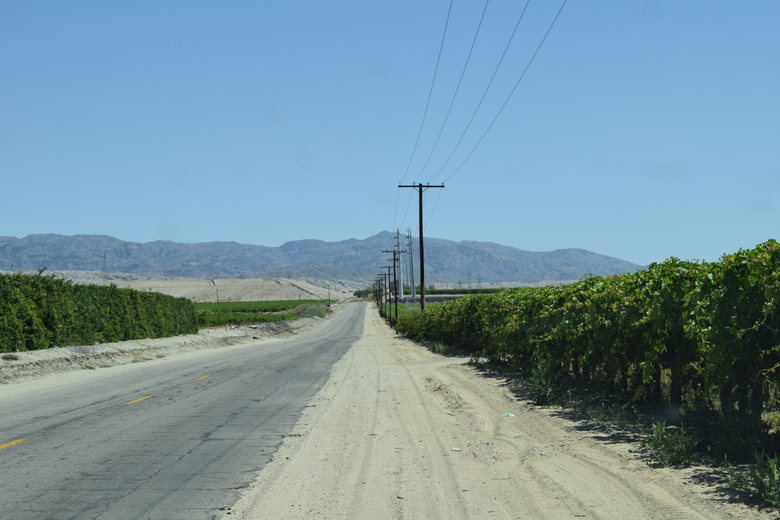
[0,273,197,351]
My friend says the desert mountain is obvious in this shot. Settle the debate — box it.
[0,232,642,283]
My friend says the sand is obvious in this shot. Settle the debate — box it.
[1,271,358,302]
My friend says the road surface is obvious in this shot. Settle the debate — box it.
[0,302,365,520]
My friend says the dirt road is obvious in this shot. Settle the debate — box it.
[228,303,771,519]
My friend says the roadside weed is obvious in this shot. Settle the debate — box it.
[748,450,780,506]
[529,353,564,405]
[642,421,699,467]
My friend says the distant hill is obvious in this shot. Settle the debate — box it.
[0,232,642,283]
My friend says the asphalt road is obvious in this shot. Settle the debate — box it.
[0,302,365,520]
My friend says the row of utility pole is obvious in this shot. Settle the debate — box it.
[374,231,409,327]
[374,183,444,327]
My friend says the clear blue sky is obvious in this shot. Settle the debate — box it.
[2,1,778,266]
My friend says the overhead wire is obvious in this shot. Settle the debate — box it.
[392,0,455,232]
[425,186,445,228]
[429,0,532,183]
[397,0,569,241]
[441,0,568,184]
[425,0,567,229]
[412,0,492,183]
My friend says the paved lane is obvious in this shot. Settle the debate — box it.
[0,303,365,520]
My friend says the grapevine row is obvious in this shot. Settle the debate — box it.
[397,240,780,432]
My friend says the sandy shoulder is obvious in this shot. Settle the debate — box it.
[226,304,773,520]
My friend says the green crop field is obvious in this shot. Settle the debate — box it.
[197,311,297,327]
[194,299,329,327]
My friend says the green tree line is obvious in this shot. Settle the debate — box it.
[0,273,198,352]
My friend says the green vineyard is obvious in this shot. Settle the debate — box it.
[397,240,780,445]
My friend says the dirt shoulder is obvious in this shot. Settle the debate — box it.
[227,304,774,520]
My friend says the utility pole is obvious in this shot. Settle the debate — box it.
[376,276,383,309]
[395,230,404,301]
[376,276,384,309]
[407,228,415,303]
[380,274,385,314]
[382,266,393,320]
[398,183,444,310]
[383,248,406,326]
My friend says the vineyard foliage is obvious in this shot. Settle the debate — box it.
[0,273,198,352]
[397,240,780,431]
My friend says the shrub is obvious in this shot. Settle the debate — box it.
[642,421,700,467]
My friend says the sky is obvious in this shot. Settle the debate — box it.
[2,1,778,266]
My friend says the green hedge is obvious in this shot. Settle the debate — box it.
[397,240,780,433]
[0,273,198,352]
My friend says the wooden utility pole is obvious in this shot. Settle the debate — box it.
[382,266,393,319]
[383,248,406,326]
[398,183,444,310]
[395,230,404,301]
[407,228,415,302]
[376,276,385,309]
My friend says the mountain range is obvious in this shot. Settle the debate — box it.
[0,233,643,283]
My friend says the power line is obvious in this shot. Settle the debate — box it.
[413,0,492,183]
[393,0,454,232]
[391,189,403,235]
[425,186,445,228]
[400,189,415,232]
[442,0,569,184]
[399,0,454,185]
[408,1,529,234]
[429,0,532,183]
